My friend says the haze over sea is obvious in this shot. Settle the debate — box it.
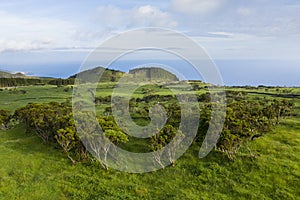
[1,59,299,87]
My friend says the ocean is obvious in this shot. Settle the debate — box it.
[0,59,299,86]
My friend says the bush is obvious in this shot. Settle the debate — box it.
[0,109,11,129]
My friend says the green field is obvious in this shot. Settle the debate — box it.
[0,84,299,199]
[0,86,72,111]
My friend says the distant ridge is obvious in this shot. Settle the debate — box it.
[0,70,39,79]
[129,67,179,81]
[69,66,179,83]
[0,70,25,78]
[69,67,124,83]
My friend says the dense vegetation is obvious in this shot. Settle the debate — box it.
[1,84,295,166]
[0,77,75,88]
[0,82,299,199]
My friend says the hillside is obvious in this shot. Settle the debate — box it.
[0,71,26,78]
[129,67,179,82]
[69,67,124,83]
[70,66,179,83]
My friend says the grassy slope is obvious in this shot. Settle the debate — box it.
[0,84,299,199]
[0,85,72,111]
[0,121,298,199]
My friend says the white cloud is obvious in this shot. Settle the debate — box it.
[96,5,177,29]
[171,0,225,15]
[131,5,177,27]
[0,5,177,53]
[0,39,44,52]
[0,11,77,52]
[1,1,299,62]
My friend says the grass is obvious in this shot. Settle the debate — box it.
[0,85,72,112]
[0,121,299,199]
[0,84,299,199]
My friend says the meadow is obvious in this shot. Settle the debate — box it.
[0,84,299,199]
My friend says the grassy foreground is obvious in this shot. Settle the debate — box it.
[0,120,299,199]
[0,84,299,199]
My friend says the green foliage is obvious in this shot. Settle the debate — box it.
[14,102,70,142]
[197,99,295,160]
[14,102,129,169]
[263,99,295,125]
[150,125,177,151]
[0,82,299,199]
[0,109,10,129]
[14,102,88,163]
[104,130,128,144]
[55,114,79,163]
[0,77,74,87]
[150,124,183,167]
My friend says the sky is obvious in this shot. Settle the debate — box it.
[0,0,299,85]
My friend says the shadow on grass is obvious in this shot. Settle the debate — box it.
[0,124,66,162]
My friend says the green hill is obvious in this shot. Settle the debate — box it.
[129,67,179,82]
[70,66,179,83]
[0,71,25,78]
[69,67,124,83]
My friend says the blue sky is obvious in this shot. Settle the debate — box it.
[0,0,299,85]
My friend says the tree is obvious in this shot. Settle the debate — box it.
[150,125,184,167]
[217,100,293,160]
[75,114,128,170]
[197,99,294,161]
[55,113,79,164]
[101,129,128,170]
[14,102,72,141]
[56,126,78,164]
